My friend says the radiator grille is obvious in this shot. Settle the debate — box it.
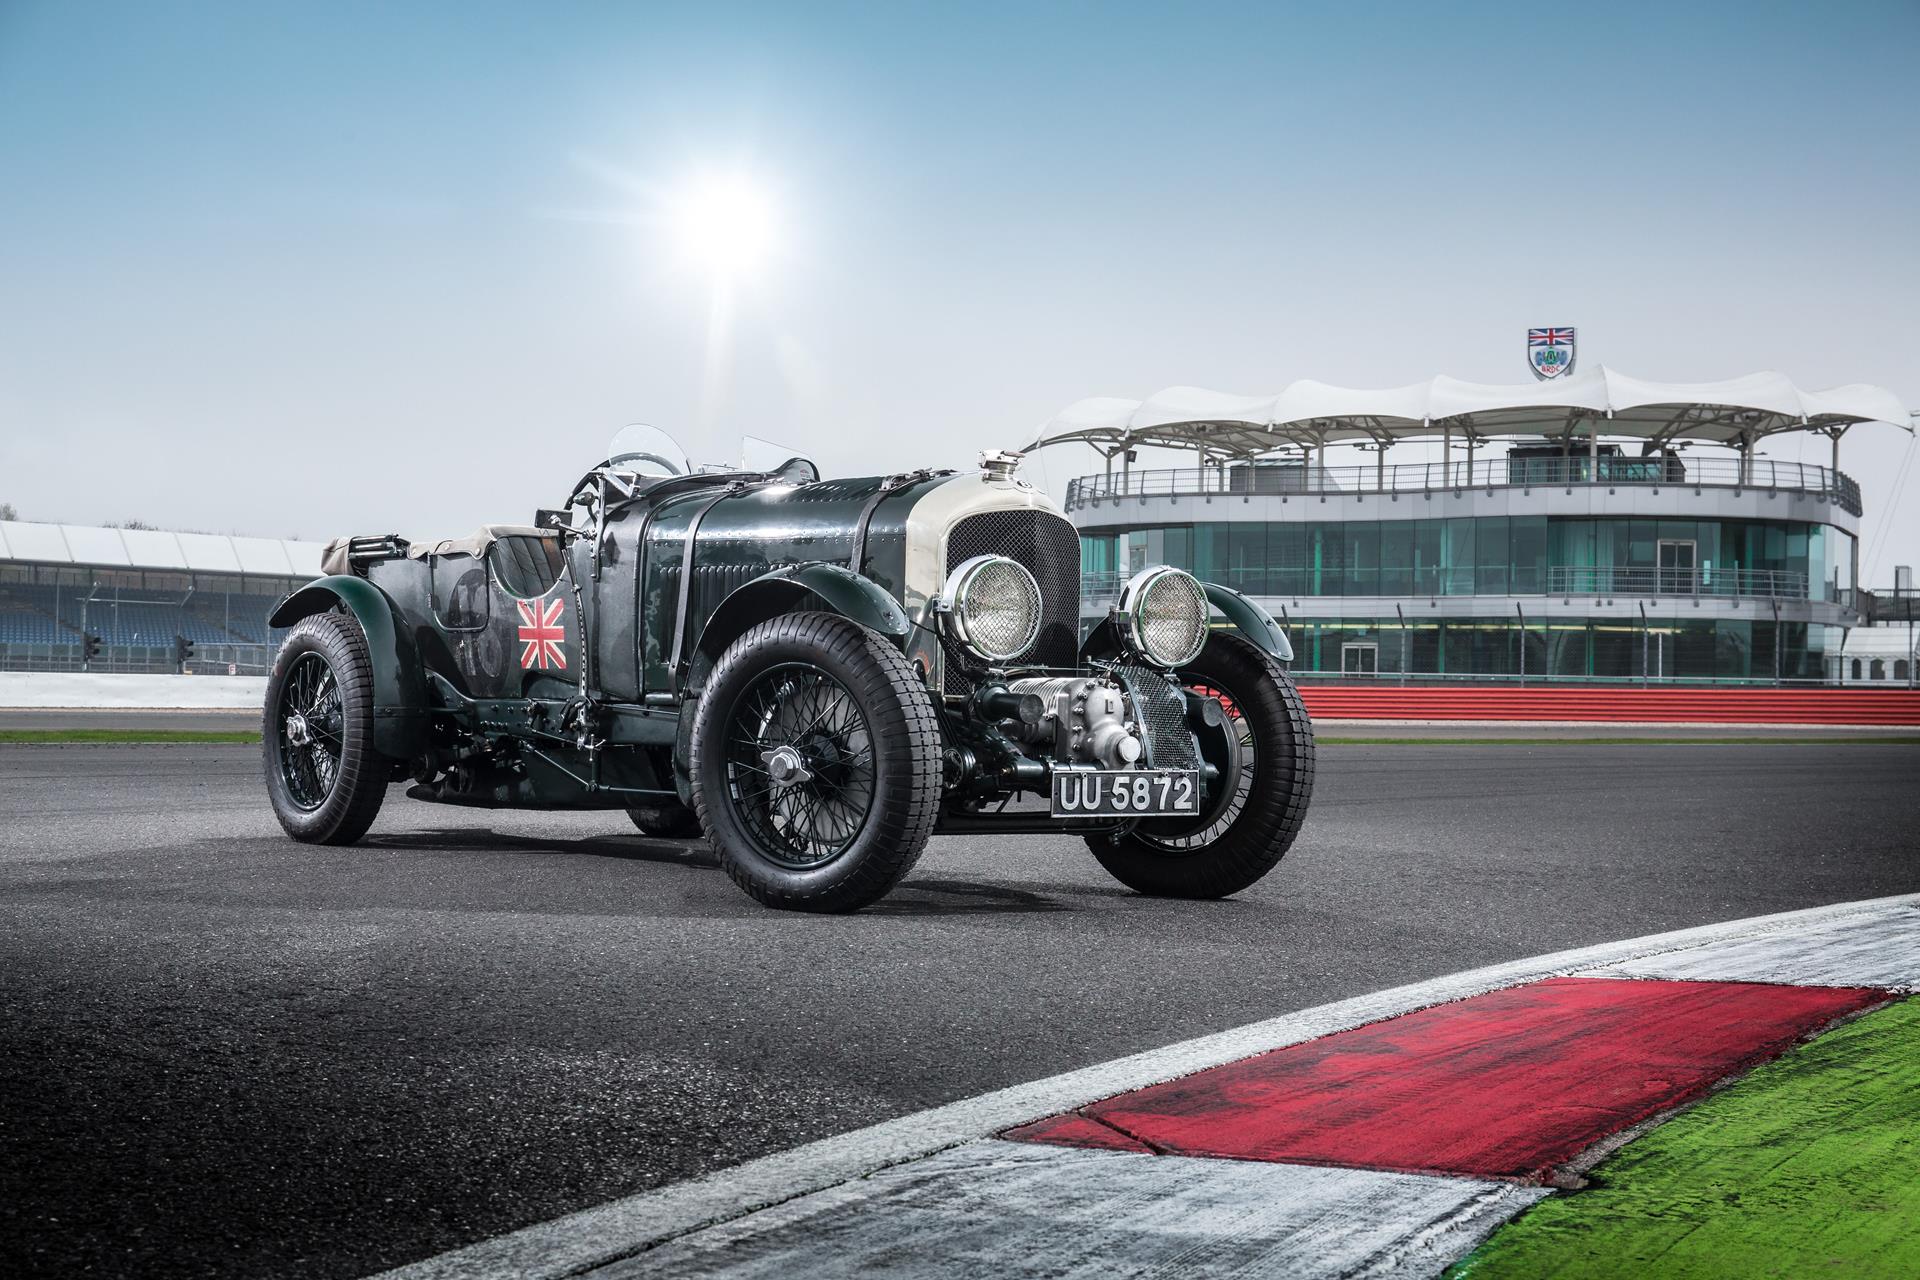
[943,509,1082,694]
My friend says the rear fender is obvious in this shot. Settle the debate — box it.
[269,576,429,756]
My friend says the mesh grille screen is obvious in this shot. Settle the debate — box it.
[944,509,1082,694]
[1119,665,1199,770]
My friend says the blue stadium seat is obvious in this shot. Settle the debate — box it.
[0,590,74,643]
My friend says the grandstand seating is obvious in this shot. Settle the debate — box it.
[0,603,70,643]
[0,588,77,644]
[0,521,315,670]
[202,595,284,643]
[0,587,287,646]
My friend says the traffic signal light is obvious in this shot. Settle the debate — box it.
[173,634,195,670]
[83,633,102,668]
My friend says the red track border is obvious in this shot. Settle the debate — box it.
[1297,685,1920,724]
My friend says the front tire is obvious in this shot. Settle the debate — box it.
[1086,632,1315,898]
[691,611,941,912]
[263,611,392,845]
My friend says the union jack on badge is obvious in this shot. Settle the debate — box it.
[1528,327,1577,381]
[516,598,567,670]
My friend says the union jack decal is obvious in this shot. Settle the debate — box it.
[516,598,567,670]
[1527,327,1575,347]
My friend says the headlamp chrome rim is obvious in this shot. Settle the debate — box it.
[939,554,1043,663]
[1117,566,1211,668]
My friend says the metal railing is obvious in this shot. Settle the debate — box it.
[1544,566,1808,600]
[1064,457,1862,516]
[0,641,275,675]
[1853,587,1920,624]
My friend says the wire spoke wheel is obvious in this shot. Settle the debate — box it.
[263,610,391,845]
[693,611,941,912]
[723,663,878,869]
[1085,632,1314,899]
[275,650,344,811]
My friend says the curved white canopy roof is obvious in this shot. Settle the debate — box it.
[1025,367,1911,458]
[0,521,325,577]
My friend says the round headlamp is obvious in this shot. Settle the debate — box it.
[1118,567,1211,668]
[940,555,1042,663]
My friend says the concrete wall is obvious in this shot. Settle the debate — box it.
[0,672,268,708]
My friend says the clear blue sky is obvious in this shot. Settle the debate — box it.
[2,1,1915,576]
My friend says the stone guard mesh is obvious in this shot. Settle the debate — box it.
[1117,664,1199,770]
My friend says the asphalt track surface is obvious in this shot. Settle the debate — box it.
[3,742,1917,1279]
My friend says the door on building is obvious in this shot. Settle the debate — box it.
[1657,539,1697,594]
[1648,629,1673,679]
[1341,642,1379,677]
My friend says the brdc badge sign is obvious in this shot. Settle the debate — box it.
[1527,327,1577,381]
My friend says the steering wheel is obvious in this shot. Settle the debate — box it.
[605,450,685,476]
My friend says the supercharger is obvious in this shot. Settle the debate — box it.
[1001,675,1145,769]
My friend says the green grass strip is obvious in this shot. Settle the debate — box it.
[0,729,261,744]
[1319,735,1920,746]
[1452,996,1920,1280]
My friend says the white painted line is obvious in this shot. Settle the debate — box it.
[369,893,1920,1280]
[597,1140,1549,1280]
[1586,905,1920,991]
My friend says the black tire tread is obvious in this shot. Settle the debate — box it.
[263,610,391,845]
[1087,632,1315,898]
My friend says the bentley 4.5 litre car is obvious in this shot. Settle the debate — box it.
[263,427,1314,911]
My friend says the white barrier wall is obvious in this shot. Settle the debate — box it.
[0,673,269,709]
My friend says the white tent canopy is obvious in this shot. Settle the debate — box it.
[1024,367,1912,459]
[0,521,326,577]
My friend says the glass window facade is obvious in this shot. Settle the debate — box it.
[1080,512,1850,683]
[1081,515,1847,602]
[1275,617,1824,683]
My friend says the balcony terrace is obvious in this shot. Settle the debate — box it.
[1064,456,1861,517]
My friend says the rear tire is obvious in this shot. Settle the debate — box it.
[263,611,392,845]
[691,612,941,912]
[1086,632,1314,898]
[628,801,702,839]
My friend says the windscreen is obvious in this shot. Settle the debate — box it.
[742,435,820,485]
[606,424,690,478]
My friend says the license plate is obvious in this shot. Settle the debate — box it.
[1051,769,1199,817]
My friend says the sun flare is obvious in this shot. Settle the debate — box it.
[669,172,777,280]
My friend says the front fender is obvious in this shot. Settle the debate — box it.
[269,576,429,756]
[1079,577,1294,666]
[1202,582,1293,663]
[675,562,914,804]
[694,562,911,668]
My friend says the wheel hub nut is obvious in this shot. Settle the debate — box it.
[760,745,813,787]
[286,713,312,747]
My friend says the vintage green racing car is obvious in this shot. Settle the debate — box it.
[263,427,1315,911]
